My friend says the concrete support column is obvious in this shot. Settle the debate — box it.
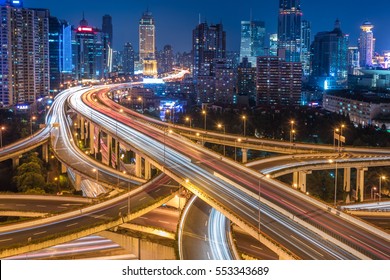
[144,159,151,180]
[61,163,67,174]
[135,154,142,178]
[89,122,95,155]
[74,173,82,191]
[242,148,248,164]
[80,116,85,140]
[12,157,20,169]
[343,168,351,203]
[356,168,367,202]
[298,171,307,193]
[292,172,299,189]
[42,143,49,163]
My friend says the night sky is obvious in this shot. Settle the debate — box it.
[25,0,390,53]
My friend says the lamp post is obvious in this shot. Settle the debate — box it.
[0,126,5,148]
[329,159,338,206]
[217,123,226,156]
[202,110,207,130]
[290,120,295,148]
[340,124,345,152]
[185,117,192,128]
[138,97,143,113]
[371,186,377,200]
[235,138,242,161]
[30,116,36,136]
[242,115,247,137]
[379,175,386,201]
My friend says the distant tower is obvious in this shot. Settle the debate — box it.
[277,0,302,62]
[359,21,374,68]
[102,14,113,47]
[139,10,157,77]
[123,42,135,75]
[301,20,311,76]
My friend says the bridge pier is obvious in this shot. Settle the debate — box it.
[242,148,248,164]
[61,162,67,174]
[356,168,367,202]
[89,122,95,155]
[12,156,20,169]
[74,173,82,191]
[343,168,351,203]
[298,171,307,193]
[42,143,49,163]
[135,154,142,178]
[145,159,151,180]
[80,116,85,141]
[292,172,299,189]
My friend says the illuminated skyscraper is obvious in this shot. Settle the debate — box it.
[277,0,302,62]
[240,20,266,65]
[311,20,349,89]
[300,20,311,77]
[192,21,226,81]
[0,1,49,106]
[74,16,106,80]
[139,10,157,76]
[359,21,375,68]
[49,17,72,93]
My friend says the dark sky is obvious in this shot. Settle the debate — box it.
[26,0,390,53]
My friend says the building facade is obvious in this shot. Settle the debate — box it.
[256,56,302,106]
[237,57,256,105]
[239,20,266,65]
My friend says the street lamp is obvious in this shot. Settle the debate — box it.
[235,138,242,161]
[217,123,226,156]
[242,115,247,137]
[290,120,295,148]
[138,97,143,112]
[0,126,5,148]
[328,159,338,206]
[202,110,207,130]
[185,117,192,128]
[30,116,36,135]
[379,175,386,202]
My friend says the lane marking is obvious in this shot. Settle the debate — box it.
[66,223,78,227]
[15,204,26,207]
[250,245,263,250]
[33,231,47,236]
[0,238,12,242]
[139,197,146,201]
[158,220,170,224]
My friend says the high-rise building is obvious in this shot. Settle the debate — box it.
[359,21,375,68]
[192,22,226,81]
[74,16,106,80]
[123,42,135,75]
[139,10,157,76]
[256,56,302,106]
[49,16,72,93]
[269,34,278,56]
[0,1,49,106]
[301,20,311,77]
[348,47,360,75]
[277,0,302,62]
[102,14,113,47]
[311,20,349,90]
[159,45,174,74]
[240,20,266,65]
[237,57,256,105]
[214,60,235,104]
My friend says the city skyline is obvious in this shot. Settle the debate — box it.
[23,0,390,53]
